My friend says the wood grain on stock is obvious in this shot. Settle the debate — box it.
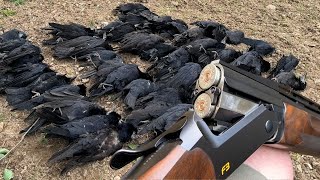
[138,146,216,180]
[280,103,320,155]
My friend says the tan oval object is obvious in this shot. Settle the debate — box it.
[199,64,221,90]
[194,93,214,118]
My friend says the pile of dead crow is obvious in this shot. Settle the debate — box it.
[0,3,306,175]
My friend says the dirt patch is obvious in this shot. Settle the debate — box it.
[0,0,319,179]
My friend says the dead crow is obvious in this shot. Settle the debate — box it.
[119,32,164,54]
[134,88,182,109]
[41,84,86,102]
[77,50,119,61]
[149,18,188,39]
[35,99,106,123]
[126,88,184,128]
[138,104,192,134]
[81,61,124,80]
[53,36,112,59]
[21,98,106,135]
[0,38,27,52]
[77,50,123,67]
[161,63,202,102]
[226,30,245,45]
[117,9,159,28]
[242,38,275,56]
[0,63,50,91]
[269,55,299,78]
[43,23,94,45]
[113,3,149,15]
[122,79,158,109]
[101,23,136,42]
[184,38,225,67]
[217,48,242,63]
[44,113,120,140]
[126,103,177,128]
[231,51,270,75]
[4,72,51,105]
[147,47,190,81]
[191,21,222,29]
[191,21,228,42]
[96,21,124,34]
[118,12,150,27]
[1,41,42,65]
[89,64,141,97]
[172,27,205,46]
[5,72,72,109]
[186,38,225,59]
[196,51,218,67]
[17,84,85,110]
[48,123,136,175]
[139,43,176,61]
[19,85,87,134]
[0,29,27,42]
[273,71,306,91]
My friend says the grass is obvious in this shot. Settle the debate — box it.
[40,136,48,145]
[0,9,16,17]
[88,20,96,29]
[291,153,302,161]
[8,0,26,6]
[0,114,5,122]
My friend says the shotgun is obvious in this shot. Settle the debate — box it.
[110,60,320,179]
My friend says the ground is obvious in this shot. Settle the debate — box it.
[0,0,319,179]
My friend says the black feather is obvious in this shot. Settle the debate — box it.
[139,104,192,134]
[269,55,299,78]
[89,64,140,97]
[273,71,306,91]
[231,51,270,75]
[242,38,275,56]
[44,113,120,140]
[53,36,111,59]
[48,123,135,174]
[122,79,158,109]
[147,47,190,81]
[120,32,164,54]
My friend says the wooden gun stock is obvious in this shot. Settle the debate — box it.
[139,145,216,179]
[279,103,320,156]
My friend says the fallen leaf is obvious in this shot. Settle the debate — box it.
[128,144,138,150]
[0,148,9,155]
[3,169,14,180]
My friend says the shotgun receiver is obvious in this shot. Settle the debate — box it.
[110,60,320,179]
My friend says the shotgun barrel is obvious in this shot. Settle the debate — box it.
[199,61,320,157]
[110,60,320,179]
